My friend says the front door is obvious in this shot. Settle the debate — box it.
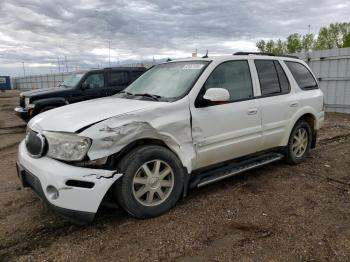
[191,60,262,169]
[68,72,105,103]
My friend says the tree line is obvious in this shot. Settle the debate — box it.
[256,22,350,54]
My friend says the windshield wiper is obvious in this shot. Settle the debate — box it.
[119,91,133,96]
[132,93,162,101]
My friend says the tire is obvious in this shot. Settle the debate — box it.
[113,145,185,218]
[285,120,312,165]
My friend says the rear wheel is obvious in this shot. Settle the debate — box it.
[113,145,185,218]
[285,120,312,165]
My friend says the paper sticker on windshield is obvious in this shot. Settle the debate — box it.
[182,64,204,70]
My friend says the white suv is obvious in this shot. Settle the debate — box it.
[17,53,324,223]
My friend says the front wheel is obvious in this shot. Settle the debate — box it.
[113,145,185,218]
[285,120,312,165]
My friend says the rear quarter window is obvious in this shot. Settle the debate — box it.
[285,61,318,90]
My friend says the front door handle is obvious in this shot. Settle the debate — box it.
[247,108,258,115]
[290,101,299,107]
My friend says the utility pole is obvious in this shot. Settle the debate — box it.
[22,62,26,77]
[65,56,68,72]
[308,24,311,34]
[108,40,111,67]
[57,56,61,72]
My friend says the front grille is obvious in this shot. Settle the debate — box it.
[25,129,45,157]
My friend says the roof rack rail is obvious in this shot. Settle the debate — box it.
[233,52,299,59]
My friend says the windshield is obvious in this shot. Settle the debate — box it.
[60,73,84,88]
[124,61,209,100]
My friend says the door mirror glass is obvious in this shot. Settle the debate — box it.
[203,88,230,102]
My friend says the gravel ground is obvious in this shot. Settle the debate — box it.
[1,90,350,262]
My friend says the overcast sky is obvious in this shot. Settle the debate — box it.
[0,0,349,76]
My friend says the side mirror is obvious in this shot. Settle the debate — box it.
[203,88,230,102]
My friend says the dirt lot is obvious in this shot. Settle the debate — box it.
[1,90,350,261]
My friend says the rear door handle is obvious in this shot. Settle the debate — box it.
[247,108,258,115]
[290,101,299,107]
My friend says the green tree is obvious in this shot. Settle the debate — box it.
[315,27,332,49]
[273,39,286,54]
[256,40,266,52]
[256,22,350,53]
[265,40,275,53]
[302,33,315,51]
[315,23,350,50]
[344,32,350,47]
[286,33,302,53]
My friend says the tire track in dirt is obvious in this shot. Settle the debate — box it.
[0,208,126,261]
[319,133,350,145]
[0,222,81,259]
[0,142,20,154]
[0,125,26,134]
[176,222,275,261]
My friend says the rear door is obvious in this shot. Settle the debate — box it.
[191,60,263,168]
[254,59,300,149]
[105,70,131,96]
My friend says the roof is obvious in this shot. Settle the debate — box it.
[169,54,301,64]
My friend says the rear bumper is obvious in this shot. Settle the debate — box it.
[14,106,30,121]
[17,141,123,223]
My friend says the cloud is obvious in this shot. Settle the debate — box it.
[0,0,349,76]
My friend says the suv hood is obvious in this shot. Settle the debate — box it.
[29,96,161,133]
[21,87,72,97]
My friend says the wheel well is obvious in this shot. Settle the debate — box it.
[298,113,315,131]
[295,113,317,148]
[108,138,176,167]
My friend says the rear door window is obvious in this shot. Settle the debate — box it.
[275,61,290,94]
[254,60,290,96]
[107,71,130,86]
[285,61,318,90]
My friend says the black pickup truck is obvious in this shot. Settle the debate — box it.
[14,67,146,121]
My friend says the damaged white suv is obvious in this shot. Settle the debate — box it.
[17,53,324,223]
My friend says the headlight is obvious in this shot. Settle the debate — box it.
[43,131,92,161]
[24,97,30,107]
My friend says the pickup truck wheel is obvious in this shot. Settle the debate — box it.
[113,145,185,218]
[285,120,312,165]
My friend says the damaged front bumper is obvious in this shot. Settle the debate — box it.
[17,141,122,224]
